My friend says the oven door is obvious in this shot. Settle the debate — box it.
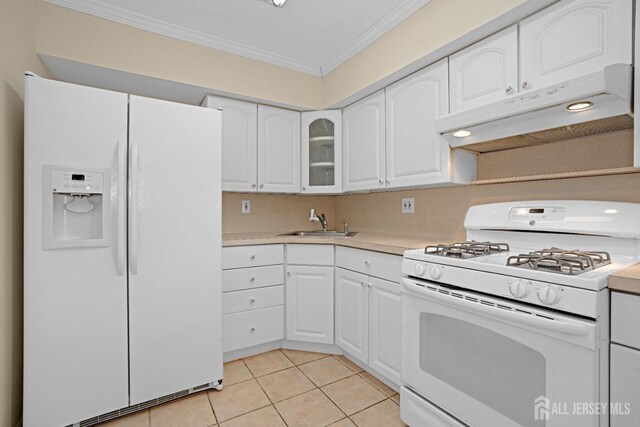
[401,277,601,427]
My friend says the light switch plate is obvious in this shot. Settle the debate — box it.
[242,200,251,214]
[402,197,415,214]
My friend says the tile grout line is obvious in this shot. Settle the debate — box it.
[292,358,350,422]
[245,351,291,427]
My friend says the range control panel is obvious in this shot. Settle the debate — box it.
[51,170,104,194]
[508,206,566,222]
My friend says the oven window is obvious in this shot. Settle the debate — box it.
[420,313,546,427]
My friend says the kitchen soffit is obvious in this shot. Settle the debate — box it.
[43,0,431,77]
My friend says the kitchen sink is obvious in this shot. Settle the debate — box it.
[278,230,358,238]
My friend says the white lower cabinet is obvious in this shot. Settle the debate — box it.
[335,268,369,363]
[611,291,640,426]
[222,245,285,354]
[610,343,639,426]
[335,260,402,385]
[285,244,335,345]
[286,265,334,344]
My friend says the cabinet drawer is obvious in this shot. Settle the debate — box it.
[222,265,284,292]
[336,246,402,283]
[223,244,284,269]
[223,306,284,353]
[287,244,334,266]
[612,292,640,350]
[223,285,283,315]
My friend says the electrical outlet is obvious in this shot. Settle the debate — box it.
[402,197,415,214]
[242,200,251,214]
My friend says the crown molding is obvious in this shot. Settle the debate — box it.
[319,0,431,76]
[42,0,430,78]
[42,0,323,76]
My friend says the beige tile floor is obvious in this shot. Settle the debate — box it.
[99,349,405,427]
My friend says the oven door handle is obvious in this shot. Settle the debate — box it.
[402,279,590,337]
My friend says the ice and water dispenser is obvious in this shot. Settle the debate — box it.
[44,166,111,249]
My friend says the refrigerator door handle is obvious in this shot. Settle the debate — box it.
[129,139,139,275]
[116,139,127,275]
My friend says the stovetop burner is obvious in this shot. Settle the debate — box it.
[425,241,510,259]
[507,248,612,276]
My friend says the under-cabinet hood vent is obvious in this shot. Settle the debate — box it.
[436,64,632,152]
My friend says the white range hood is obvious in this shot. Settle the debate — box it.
[435,64,633,150]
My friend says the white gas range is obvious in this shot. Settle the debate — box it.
[400,201,640,427]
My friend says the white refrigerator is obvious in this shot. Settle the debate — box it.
[23,76,223,427]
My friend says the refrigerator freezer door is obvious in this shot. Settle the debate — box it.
[23,77,129,426]
[128,96,223,404]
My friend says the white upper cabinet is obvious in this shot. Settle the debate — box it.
[519,0,632,92]
[342,91,386,192]
[257,105,301,193]
[202,96,257,192]
[301,111,342,194]
[449,25,518,113]
[385,59,452,188]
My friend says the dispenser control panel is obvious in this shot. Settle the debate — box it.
[51,170,104,194]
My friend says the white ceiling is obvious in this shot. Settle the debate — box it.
[44,0,431,76]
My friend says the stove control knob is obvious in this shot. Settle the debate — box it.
[430,266,443,280]
[509,281,528,298]
[538,286,558,305]
[414,263,426,277]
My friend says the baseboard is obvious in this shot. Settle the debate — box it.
[341,351,400,393]
[280,340,342,355]
[223,341,283,362]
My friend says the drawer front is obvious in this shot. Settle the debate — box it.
[336,246,402,283]
[223,285,284,315]
[222,265,284,292]
[222,244,284,269]
[286,244,334,266]
[612,292,640,350]
[223,305,284,353]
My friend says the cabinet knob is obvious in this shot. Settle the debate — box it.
[287,271,291,276]
[251,184,257,188]
[250,254,256,260]
[250,326,256,332]
[302,186,306,191]
[250,276,255,281]
[250,297,256,303]
[385,178,390,183]
[367,283,373,288]
[259,184,264,189]
[505,86,513,94]
[378,178,383,184]
[521,81,529,89]
[365,260,371,266]
[360,281,366,287]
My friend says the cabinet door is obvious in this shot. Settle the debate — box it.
[342,90,386,192]
[335,268,369,363]
[520,0,632,91]
[449,25,518,113]
[610,344,639,426]
[203,96,257,192]
[368,278,401,384]
[385,59,450,188]
[286,266,334,344]
[301,110,342,194]
[257,105,301,193]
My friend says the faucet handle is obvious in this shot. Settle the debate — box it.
[341,219,349,233]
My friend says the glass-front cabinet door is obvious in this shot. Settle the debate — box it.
[301,111,342,194]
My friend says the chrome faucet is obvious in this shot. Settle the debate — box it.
[309,209,328,232]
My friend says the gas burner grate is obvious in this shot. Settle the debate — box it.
[507,247,611,275]
[425,241,510,259]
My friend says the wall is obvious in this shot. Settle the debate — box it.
[323,0,528,107]
[334,173,640,241]
[34,1,324,110]
[222,193,336,234]
[0,0,52,426]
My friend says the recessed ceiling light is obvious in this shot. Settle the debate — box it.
[273,0,287,6]
[566,101,594,112]
[452,130,471,138]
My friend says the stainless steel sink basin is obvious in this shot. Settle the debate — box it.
[278,230,358,238]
